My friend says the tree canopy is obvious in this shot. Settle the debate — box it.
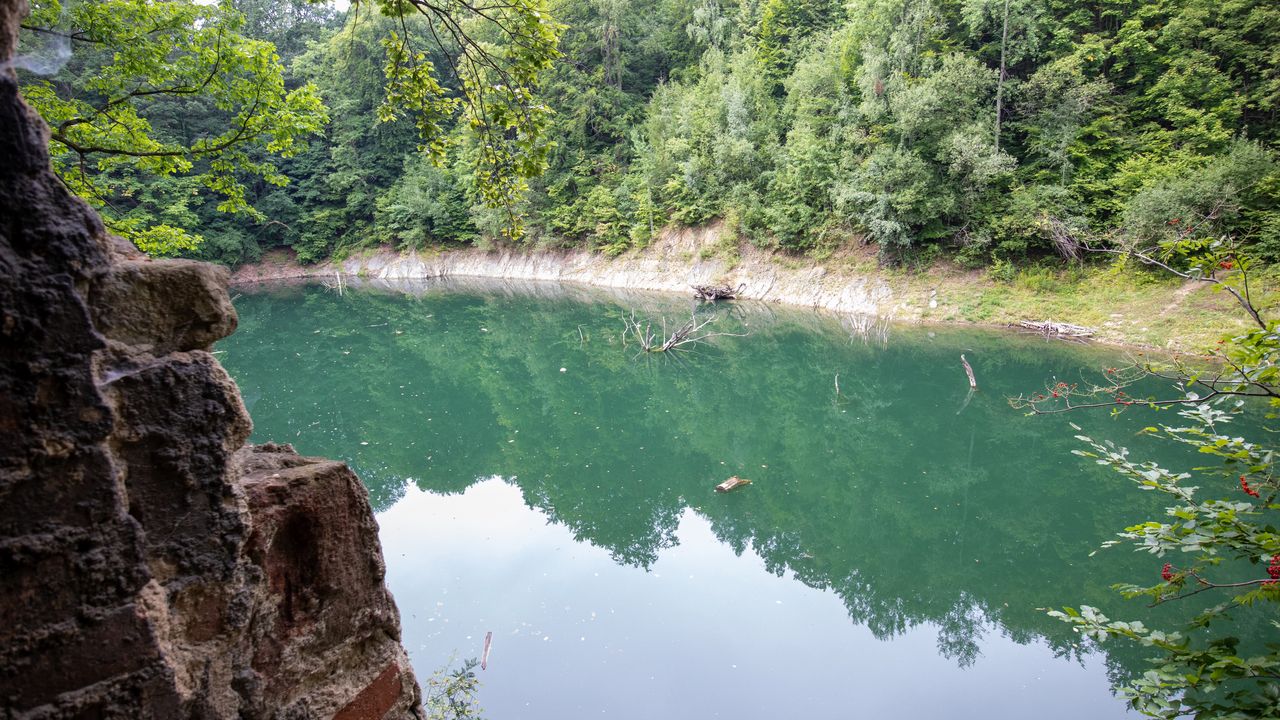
[19,0,328,253]
[20,0,1276,265]
[16,0,562,254]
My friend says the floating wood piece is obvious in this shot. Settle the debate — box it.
[1015,320,1095,339]
[960,353,977,389]
[693,283,745,301]
[481,631,493,670]
[715,476,752,493]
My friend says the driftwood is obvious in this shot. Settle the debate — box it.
[715,476,752,493]
[1015,320,1095,339]
[693,283,744,301]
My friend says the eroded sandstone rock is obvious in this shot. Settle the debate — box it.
[0,0,422,717]
[91,261,239,354]
[237,444,418,720]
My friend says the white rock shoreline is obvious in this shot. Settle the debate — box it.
[231,225,906,319]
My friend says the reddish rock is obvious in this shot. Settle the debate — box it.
[235,445,420,719]
[334,664,405,720]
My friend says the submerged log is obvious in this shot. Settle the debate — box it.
[960,353,977,389]
[693,283,744,301]
[715,476,752,493]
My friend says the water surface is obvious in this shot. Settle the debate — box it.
[221,280,1195,719]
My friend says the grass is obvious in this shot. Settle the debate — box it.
[908,260,1278,353]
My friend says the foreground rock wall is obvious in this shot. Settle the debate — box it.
[0,1,420,717]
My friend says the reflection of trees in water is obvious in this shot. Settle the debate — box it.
[936,595,986,667]
[223,283,1179,676]
[353,463,412,511]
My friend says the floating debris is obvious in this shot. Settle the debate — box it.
[715,476,752,493]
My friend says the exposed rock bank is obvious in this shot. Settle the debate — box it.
[0,1,420,717]
[233,226,901,318]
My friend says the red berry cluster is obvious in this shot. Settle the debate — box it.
[1241,475,1261,498]
[1161,563,1174,582]
[1032,382,1074,401]
[1267,555,1280,586]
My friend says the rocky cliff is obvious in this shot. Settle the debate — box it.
[0,1,421,717]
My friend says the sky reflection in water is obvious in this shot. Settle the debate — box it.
[381,478,1124,719]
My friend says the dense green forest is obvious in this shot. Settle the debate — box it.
[18,0,1280,266]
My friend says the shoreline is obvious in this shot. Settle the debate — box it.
[230,225,1250,354]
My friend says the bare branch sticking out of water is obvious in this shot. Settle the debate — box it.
[322,270,345,296]
[621,311,747,353]
[842,313,891,347]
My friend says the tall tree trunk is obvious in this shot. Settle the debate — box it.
[993,0,1010,154]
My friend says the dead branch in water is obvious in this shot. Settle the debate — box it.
[321,270,345,296]
[842,313,891,346]
[621,311,748,353]
[693,283,744,301]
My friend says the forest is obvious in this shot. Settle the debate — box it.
[16,0,1280,268]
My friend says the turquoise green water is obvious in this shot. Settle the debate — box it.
[221,280,1197,719]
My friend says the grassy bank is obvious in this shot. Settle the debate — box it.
[881,258,1277,352]
[706,233,1277,352]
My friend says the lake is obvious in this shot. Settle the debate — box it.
[220,279,1194,719]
